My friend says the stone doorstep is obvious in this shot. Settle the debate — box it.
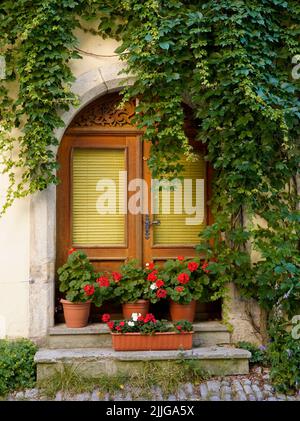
[47,321,231,349]
[49,321,229,335]
[35,346,251,380]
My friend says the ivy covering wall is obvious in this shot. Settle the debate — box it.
[0,0,299,391]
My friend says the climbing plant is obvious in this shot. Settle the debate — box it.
[0,0,300,390]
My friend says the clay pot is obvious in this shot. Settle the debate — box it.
[122,300,150,319]
[112,331,193,351]
[169,300,196,322]
[60,299,91,328]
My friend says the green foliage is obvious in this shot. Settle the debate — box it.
[0,0,300,393]
[267,317,300,393]
[0,339,37,396]
[57,250,95,302]
[162,257,223,304]
[114,259,149,303]
[237,341,269,366]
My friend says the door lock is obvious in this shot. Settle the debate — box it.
[145,215,161,240]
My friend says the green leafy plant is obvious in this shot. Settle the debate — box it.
[105,313,193,335]
[161,256,213,304]
[0,339,37,396]
[113,260,149,304]
[57,249,96,302]
[237,341,269,366]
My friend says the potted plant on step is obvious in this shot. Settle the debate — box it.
[163,256,210,322]
[57,249,96,328]
[104,313,193,351]
[114,260,150,319]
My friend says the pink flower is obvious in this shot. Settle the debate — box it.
[188,262,199,272]
[177,273,190,284]
[101,313,110,323]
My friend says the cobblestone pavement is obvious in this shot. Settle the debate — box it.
[5,368,300,401]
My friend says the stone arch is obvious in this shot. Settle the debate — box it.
[28,67,133,343]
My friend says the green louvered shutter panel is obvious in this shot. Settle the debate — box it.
[72,149,126,245]
[153,153,206,245]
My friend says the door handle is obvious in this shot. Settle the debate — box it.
[145,215,161,240]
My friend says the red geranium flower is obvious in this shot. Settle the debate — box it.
[147,270,158,282]
[83,284,95,296]
[144,313,156,323]
[188,262,199,272]
[96,276,110,287]
[156,289,167,299]
[177,256,185,261]
[202,262,210,273]
[107,321,114,330]
[177,273,190,284]
[175,286,184,292]
[176,325,182,331]
[155,279,164,288]
[112,272,122,282]
[119,321,125,327]
[146,262,155,270]
[68,248,76,255]
[101,313,110,323]
[116,326,121,331]
[137,315,145,322]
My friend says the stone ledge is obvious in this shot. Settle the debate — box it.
[35,346,250,363]
[49,321,228,336]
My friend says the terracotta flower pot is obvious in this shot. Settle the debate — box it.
[169,299,196,322]
[60,299,91,328]
[111,331,193,351]
[122,300,150,319]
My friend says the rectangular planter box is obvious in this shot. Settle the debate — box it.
[111,331,193,351]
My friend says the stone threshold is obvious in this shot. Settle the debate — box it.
[36,346,249,363]
[49,321,228,335]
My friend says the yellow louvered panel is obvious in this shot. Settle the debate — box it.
[72,149,125,245]
[153,154,206,245]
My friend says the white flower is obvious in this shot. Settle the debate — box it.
[131,312,141,322]
[150,283,158,290]
[128,321,135,327]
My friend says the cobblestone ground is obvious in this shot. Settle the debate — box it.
[6,368,300,401]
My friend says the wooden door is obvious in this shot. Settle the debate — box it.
[57,93,211,272]
[142,141,211,266]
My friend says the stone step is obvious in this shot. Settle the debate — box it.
[35,346,250,381]
[47,321,231,349]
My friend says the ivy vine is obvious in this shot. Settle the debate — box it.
[0,0,300,391]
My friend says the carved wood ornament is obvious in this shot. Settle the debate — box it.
[70,93,136,129]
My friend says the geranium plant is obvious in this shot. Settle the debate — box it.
[104,313,193,335]
[144,261,168,304]
[57,249,96,302]
[113,260,150,303]
[93,274,117,307]
[162,256,211,305]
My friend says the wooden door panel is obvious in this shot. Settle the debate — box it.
[142,141,212,264]
[56,133,142,273]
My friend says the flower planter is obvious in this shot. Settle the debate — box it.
[169,300,196,322]
[111,331,193,351]
[60,299,91,328]
[122,300,150,319]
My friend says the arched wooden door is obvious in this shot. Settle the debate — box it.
[56,93,212,275]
